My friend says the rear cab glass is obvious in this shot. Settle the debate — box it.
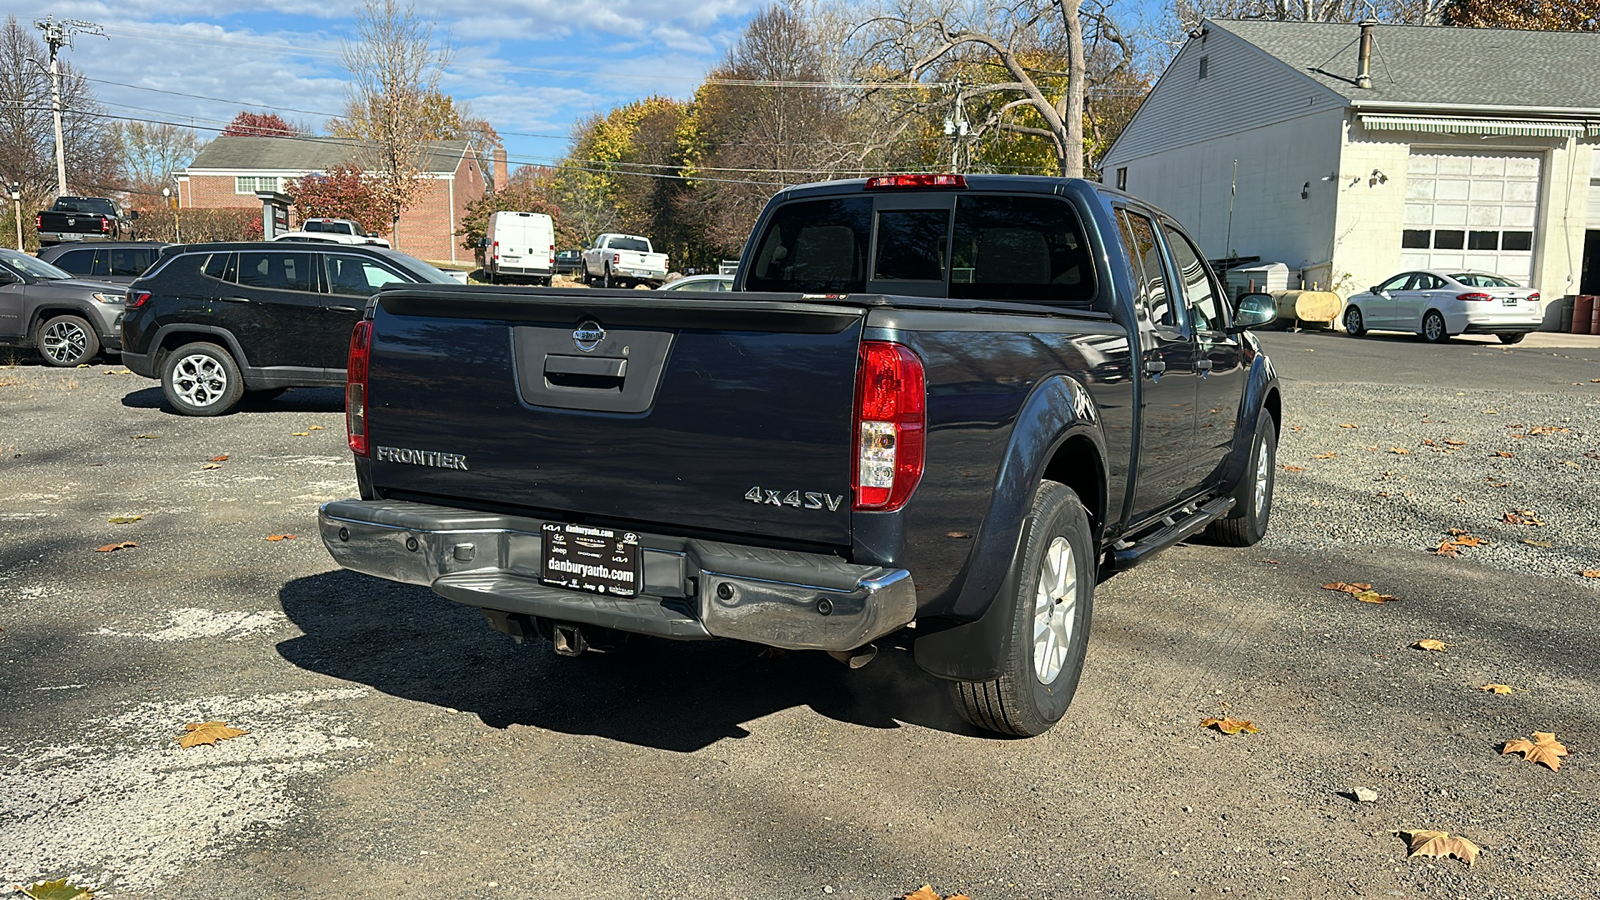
[744,191,1101,309]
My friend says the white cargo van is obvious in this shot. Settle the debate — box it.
[484,211,555,284]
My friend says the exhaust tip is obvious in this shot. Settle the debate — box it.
[826,643,878,669]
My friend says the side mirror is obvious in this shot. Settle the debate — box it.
[477,237,487,248]
[1229,291,1277,333]
[128,210,140,220]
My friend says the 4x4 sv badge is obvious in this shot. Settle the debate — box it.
[744,486,844,511]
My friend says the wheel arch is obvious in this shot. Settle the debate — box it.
[28,303,97,338]
[151,325,251,377]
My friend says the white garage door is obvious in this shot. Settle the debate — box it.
[1402,150,1540,286]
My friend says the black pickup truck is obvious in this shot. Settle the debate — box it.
[36,196,133,245]
[318,174,1281,736]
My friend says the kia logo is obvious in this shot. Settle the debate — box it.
[573,320,605,351]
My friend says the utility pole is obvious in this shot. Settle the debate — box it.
[33,16,105,198]
[944,82,970,173]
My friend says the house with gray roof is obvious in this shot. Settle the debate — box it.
[1101,19,1600,318]
[178,135,487,264]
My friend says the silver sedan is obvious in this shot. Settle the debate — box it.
[1342,269,1541,344]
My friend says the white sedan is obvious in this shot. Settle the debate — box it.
[1342,270,1541,344]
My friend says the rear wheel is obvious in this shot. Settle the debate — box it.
[602,266,613,289]
[1421,310,1449,343]
[162,342,244,416]
[1496,332,1526,345]
[580,262,593,286]
[950,480,1094,737]
[1343,306,1365,337]
[37,314,99,367]
[1204,410,1277,547]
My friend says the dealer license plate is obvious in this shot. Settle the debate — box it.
[1502,297,1519,306]
[540,523,640,598]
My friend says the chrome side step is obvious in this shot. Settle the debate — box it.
[1106,495,1235,571]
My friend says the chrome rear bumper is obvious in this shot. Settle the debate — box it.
[318,499,915,652]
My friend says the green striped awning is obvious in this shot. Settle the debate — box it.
[1359,114,1586,138]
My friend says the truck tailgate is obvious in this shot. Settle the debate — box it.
[363,288,864,547]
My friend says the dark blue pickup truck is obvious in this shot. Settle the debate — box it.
[318,174,1280,736]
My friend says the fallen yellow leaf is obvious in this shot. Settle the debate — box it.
[308,425,324,431]
[15,877,96,900]
[1411,639,1448,652]
[179,721,249,749]
[1281,464,1306,472]
[1312,452,1337,459]
[94,541,137,553]
[1502,732,1568,772]
[1338,423,1359,429]
[266,534,297,541]
[1583,570,1600,578]
[1480,684,1515,695]
[1399,829,1480,866]
[1390,447,1411,455]
[107,516,142,524]
[202,463,221,470]
[1200,717,1259,735]
[291,431,310,437]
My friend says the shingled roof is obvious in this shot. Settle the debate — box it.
[1212,19,1600,112]
[186,136,472,174]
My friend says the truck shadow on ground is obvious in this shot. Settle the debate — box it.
[276,570,979,752]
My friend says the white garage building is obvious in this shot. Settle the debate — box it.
[1101,19,1600,311]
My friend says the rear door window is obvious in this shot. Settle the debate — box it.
[325,254,409,296]
[202,252,236,282]
[745,197,871,293]
[1119,210,1178,329]
[949,195,1096,305]
[239,251,316,293]
[108,247,155,277]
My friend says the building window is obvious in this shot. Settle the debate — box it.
[235,176,279,194]
[1502,231,1533,251]
[1116,167,1127,190]
[1198,56,1209,79]
[1433,230,1465,250]
[1401,230,1430,249]
[1468,231,1499,251]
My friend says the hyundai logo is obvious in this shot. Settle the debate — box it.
[573,320,605,351]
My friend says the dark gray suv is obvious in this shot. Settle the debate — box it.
[0,247,127,366]
[121,242,459,416]
[36,241,174,286]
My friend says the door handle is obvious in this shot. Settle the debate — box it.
[329,306,360,312]
[223,296,252,303]
[1195,359,1213,373]
[1142,359,1166,376]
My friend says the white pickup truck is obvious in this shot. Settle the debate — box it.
[581,234,668,288]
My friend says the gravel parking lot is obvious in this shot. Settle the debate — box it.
[2,332,1598,899]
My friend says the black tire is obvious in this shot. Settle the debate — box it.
[161,342,244,417]
[1421,310,1450,343]
[1343,306,1365,337]
[1204,410,1277,547]
[1496,332,1526,345]
[485,266,496,285]
[37,314,99,367]
[580,263,593,286]
[602,266,613,289]
[951,480,1095,737]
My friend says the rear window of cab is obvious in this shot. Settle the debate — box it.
[744,193,1098,307]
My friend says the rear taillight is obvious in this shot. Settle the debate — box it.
[34,213,41,230]
[101,218,111,233]
[125,289,151,309]
[491,240,498,260]
[346,321,372,456]
[1528,292,1540,304]
[865,174,967,190]
[1456,292,1492,302]
[853,341,926,512]
[612,252,621,266]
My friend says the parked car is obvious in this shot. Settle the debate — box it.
[120,242,459,416]
[36,241,174,285]
[580,233,668,287]
[552,250,583,276]
[300,218,390,247]
[657,273,734,292]
[317,173,1282,737]
[35,196,134,245]
[484,211,555,284]
[0,247,127,366]
[273,232,390,247]
[1343,269,1541,344]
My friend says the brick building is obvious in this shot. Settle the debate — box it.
[178,136,489,264]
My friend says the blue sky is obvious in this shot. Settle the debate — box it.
[24,0,769,171]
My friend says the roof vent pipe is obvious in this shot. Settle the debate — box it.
[1356,19,1376,90]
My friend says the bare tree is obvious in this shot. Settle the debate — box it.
[0,16,119,209]
[1172,1,1453,28]
[853,0,1139,178]
[332,0,452,249]
[118,121,203,195]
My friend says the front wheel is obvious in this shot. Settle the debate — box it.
[1203,410,1277,547]
[1343,306,1366,337]
[951,480,1094,737]
[162,342,244,416]
[1496,332,1527,345]
[1421,310,1450,343]
[37,314,99,367]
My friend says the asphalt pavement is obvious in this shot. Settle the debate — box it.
[2,332,1598,899]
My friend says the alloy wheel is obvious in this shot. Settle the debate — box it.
[1032,536,1078,684]
[172,353,229,408]
[41,320,89,364]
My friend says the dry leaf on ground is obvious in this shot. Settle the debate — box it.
[1502,732,1568,771]
[202,463,222,470]
[1200,717,1259,734]
[291,431,310,437]
[1444,439,1465,446]
[1312,452,1337,459]
[1390,447,1412,455]
[130,433,159,440]
[1493,451,1514,458]
[1338,423,1359,428]
[1282,464,1306,472]
[179,721,249,749]
[1521,539,1553,548]
[1411,639,1448,652]
[107,516,142,524]
[14,878,95,900]
[1583,570,1600,578]
[266,534,297,541]
[1502,509,1547,526]
[1481,684,1515,694]
[94,541,137,553]
[208,454,229,462]
[1322,581,1398,603]
[308,425,324,431]
[904,886,970,900]
[1399,830,1480,866]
